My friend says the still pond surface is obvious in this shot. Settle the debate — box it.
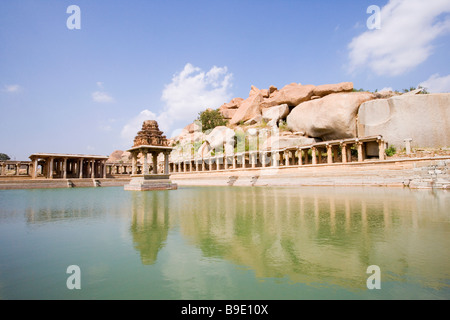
[0,186,449,299]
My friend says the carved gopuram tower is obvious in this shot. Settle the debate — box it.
[124,120,177,191]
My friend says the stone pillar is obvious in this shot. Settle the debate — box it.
[262,152,266,168]
[341,144,347,164]
[131,153,137,175]
[79,159,84,178]
[91,160,95,178]
[143,151,149,175]
[311,147,317,165]
[272,152,279,167]
[298,149,303,166]
[102,160,107,178]
[284,151,290,166]
[201,158,205,172]
[164,153,169,174]
[232,155,236,169]
[216,157,220,171]
[16,163,20,176]
[209,158,213,171]
[357,142,364,162]
[49,157,54,179]
[327,145,333,164]
[404,138,413,155]
[152,152,158,174]
[378,139,385,161]
[0,163,5,176]
[63,158,68,179]
[32,158,38,179]
[189,158,193,173]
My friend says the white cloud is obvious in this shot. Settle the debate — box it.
[348,0,450,76]
[158,63,233,133]
[419,73,450,92]
[379,87,394,92]
[96,81,104,89]
[92,91,115,103]
[121,63,233,142]
[2,84,22,93]
[121,109,157,144]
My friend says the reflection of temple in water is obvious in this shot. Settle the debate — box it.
[130,191,171,265]
[175,187,449,290]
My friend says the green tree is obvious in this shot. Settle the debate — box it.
[197,108,228,132]
[0,153,10,160]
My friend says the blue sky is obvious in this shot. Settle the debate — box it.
[1,0,449,160]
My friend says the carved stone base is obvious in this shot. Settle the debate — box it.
[124,174,178,191]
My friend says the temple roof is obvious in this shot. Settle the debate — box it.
[133,120,169,147]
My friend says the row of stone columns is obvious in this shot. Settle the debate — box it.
[130,150,171,175]
[169,137,386,173]
[0,162,31,176]
[29,157,108,179]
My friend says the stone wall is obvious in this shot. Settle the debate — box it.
[358,93,450,148]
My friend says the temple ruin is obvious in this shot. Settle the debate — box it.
[124,120,177,191]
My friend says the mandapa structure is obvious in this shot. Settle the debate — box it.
[124,120,177,191]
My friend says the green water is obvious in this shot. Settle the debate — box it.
[0,186,449,300]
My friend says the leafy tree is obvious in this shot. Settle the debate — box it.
[197,108,228,132]
[0,153,10,160]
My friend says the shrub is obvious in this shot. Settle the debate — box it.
[0,153,10,161]
[198,109,228,132]
[385,146,396,157]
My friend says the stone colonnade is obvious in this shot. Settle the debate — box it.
[0,161,32,176]
[169,136,386,174]
[28,153,109,179]
[127,145,172,176]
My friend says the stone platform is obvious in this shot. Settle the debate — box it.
[124,174,177,191]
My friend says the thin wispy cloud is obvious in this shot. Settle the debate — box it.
[419,73,450,93]
[92,82,114,103]
[348,0,450,76]
[2,84,22,93]
[92,91,115,103]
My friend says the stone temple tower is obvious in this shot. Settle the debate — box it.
[124,120,177,191]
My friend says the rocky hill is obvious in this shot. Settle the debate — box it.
[171,81,412,158]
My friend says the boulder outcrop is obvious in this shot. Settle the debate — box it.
[261,83,315,108]
[358,93,450,148]
[287,92,375,141]
[229,92,264,125]
[312,82,353,97]
[262,104,290,123]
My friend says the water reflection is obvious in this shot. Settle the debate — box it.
[130,186,450,291]
[130,192,170,265]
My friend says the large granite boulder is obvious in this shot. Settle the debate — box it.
[230,92,264,125]
[108,150,124,162]
[287,92,375,141]
[262,104,290,123]
[260,135,318,151]
[205,126,236,152]
[358,93,450,148]
[261,83,316,108]
[312,82,353,97]
[219,98,244,119]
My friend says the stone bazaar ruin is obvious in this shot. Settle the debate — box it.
[0,81,449,190]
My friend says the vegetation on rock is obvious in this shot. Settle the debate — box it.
[198,109,228,132]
